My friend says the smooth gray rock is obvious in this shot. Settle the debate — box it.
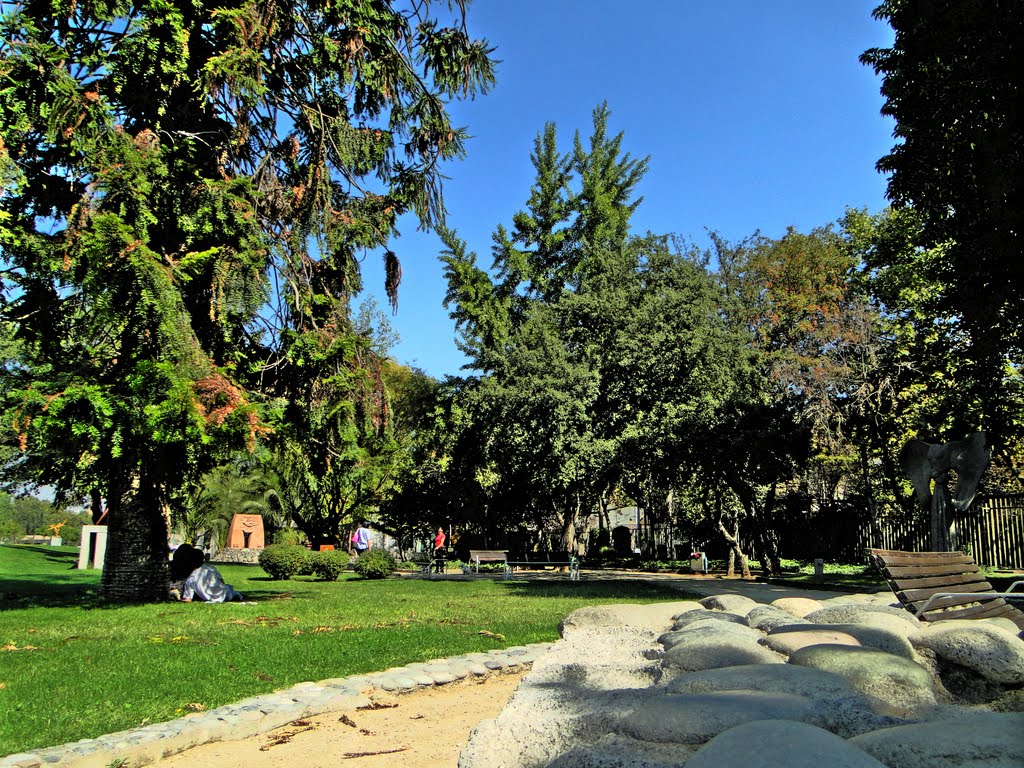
[670,610,747,631]
[664,632,783,673]
[686,720,888,768]
[909,621,1024,684]
[698,594,759,615]
[771,623,917,660]
[619,691,818,744]
[789,644,936,716]
[547,734,694,768]
[746,604,805,632]
[661,620,763,649]
[804,604,921,630]
[850,711,1024,768]
[663,663,897,737]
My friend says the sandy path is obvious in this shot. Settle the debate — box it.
[156,670,524,768]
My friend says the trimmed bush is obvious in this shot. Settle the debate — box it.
[258,544,311,580]
[351,548,397,579]
[311,549,350,581]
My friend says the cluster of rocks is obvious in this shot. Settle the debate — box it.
[0,644,549,768]
[459,592,1024,768]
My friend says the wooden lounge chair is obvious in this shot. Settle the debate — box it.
[866,548,1024,631]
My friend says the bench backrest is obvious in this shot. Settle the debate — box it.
[866,548,1022,625]
[469,550,508,562]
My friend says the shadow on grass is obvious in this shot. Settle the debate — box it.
[0,577,102,610]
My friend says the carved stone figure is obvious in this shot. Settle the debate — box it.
[899,432,990,551]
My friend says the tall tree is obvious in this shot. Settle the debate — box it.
[862,0,1023,441]
[0,0,495,600]
[441,105,644,549]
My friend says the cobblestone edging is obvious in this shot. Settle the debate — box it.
[1,643,552,768]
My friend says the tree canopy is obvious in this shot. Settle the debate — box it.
[862,0,1024,438]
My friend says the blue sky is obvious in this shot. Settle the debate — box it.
[361,1,896,379]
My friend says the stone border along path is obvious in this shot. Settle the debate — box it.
[459,591,1024,768]
[0,643,552,768]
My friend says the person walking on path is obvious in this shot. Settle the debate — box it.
[351,522,372,555]
[433,527,447,573]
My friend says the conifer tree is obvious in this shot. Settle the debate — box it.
[0,0,494,600]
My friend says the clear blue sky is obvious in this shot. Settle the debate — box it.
[361,1,896,379]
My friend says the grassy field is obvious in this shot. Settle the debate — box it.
[0,545,693,756]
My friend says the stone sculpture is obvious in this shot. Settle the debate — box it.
[899,431,990,551]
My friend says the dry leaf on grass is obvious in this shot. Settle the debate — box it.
[478,629,506,640]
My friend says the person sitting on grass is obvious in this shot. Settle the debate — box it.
[180,548,243,603]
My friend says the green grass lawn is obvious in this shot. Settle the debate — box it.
[0,544,694,756]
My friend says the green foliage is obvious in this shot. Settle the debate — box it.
[351,548,397,579]
[0,1,496,601]
[257,544,311,581]
[310,549,351,581]
[862,0,1024,442]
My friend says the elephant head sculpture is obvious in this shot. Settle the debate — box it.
[899,431,990,511]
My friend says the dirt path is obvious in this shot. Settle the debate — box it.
[156,670,524,768]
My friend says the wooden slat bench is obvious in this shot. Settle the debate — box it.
[468,549,508,573]
[409,551,445,579]
[866,548,1024,630]
[504,551,580,581]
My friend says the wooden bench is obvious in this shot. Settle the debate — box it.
[409,551,445,579]
[866,548,1024,630]
[468,549,508,573]
[504,551,580,581]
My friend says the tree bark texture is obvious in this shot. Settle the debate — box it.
[100,474,170,602]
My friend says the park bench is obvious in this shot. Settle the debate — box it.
[504,551,580,581]
[866,548,1024,630]
[409,551,445,579]
[468,549,508,573]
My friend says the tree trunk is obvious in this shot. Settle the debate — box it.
[717,515,750,579]
[100,473,170,602]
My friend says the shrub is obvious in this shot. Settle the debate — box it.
[311,549,350,581]
[351,549,397,579]
[258,544,311,580]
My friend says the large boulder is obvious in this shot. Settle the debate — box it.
[670,610,746,632]
[663,633,784,673]
[909,620,1024,684]
[746,604,805,632]
[788,644,936,716]
[804,604,922,631]
[686,720,888,768]
[771,596,824,618]
[770,623,917,660]
[761,627,862,655]
[617,691,817,745]
[663,663,898,737]
[850,711,1024,768]
[698,594,760,615]
[546,734,693,768]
